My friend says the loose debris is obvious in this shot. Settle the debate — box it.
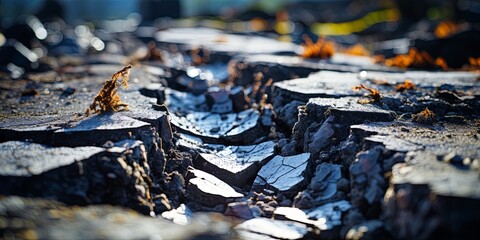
[468,57,480,70]
[383,48,438,69]
[412,107,437,124]
[86,65,132,115]
[146,41,164,61]
[352,84,381,104]
[300,35,335,59]
[434,21,461,38]
[342,44,370,56]
[395,79,416,92]
[2,17,480,240]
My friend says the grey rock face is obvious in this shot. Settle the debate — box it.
[349,146,388,209]
[294,163,344,209]
[289,97,394,157]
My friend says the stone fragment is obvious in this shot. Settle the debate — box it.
[205,87,233,114]
[294,163,343,209]
[165,88,209,114]
[344,220,389,240]
[349,146,387,210]
[304,200,352,231]
[229,86,250,112]
[161,204,193,225]
[275,200,351,232]
[195,141,275,187]
[306,116,335,157]
[253,153,310,197]
[276,100,303,130]
[0,196,233,240]
[225,202,255,220]
[185,167,244,212]
[235,218,308,240]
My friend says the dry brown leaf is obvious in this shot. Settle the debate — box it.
[85,65,132,115]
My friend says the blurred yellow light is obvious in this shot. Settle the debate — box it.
[313,9,400,36]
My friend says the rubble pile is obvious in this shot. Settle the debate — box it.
[1,14,479,239]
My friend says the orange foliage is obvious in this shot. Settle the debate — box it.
[383,48,449,69]
[352,84,381,104]
[191,47,210,65]
[146,41,163,61]
[434,57,448,70]
[396,79,416,92]
[468,57,480,68]
[435,21,460,38]
[412,108,437,124]
[384,48,433,68]
[343,44,370,56]
[300,35,335,59]
[86,65,131,115]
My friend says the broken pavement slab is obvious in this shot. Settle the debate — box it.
[306,97,395,124]
[169,108,265,145]
[0,196,233,240]
[252,153,310,197]
[185,167,244,212]
[51,113,151,147]
[272,71,362,109]
[350,121,480,158]
[383,151,480,239]
[229,53,393,89]
[360,70,480,88]
[0,70,171,148]
[195,141,276,187]
[391,151,480,199]
[0,141,104,177]
[235,217,308,240]
[155,27,299,58]
[0,140,154,213]
[287,97,395,156]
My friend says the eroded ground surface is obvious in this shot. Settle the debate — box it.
[1,24,480,240]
